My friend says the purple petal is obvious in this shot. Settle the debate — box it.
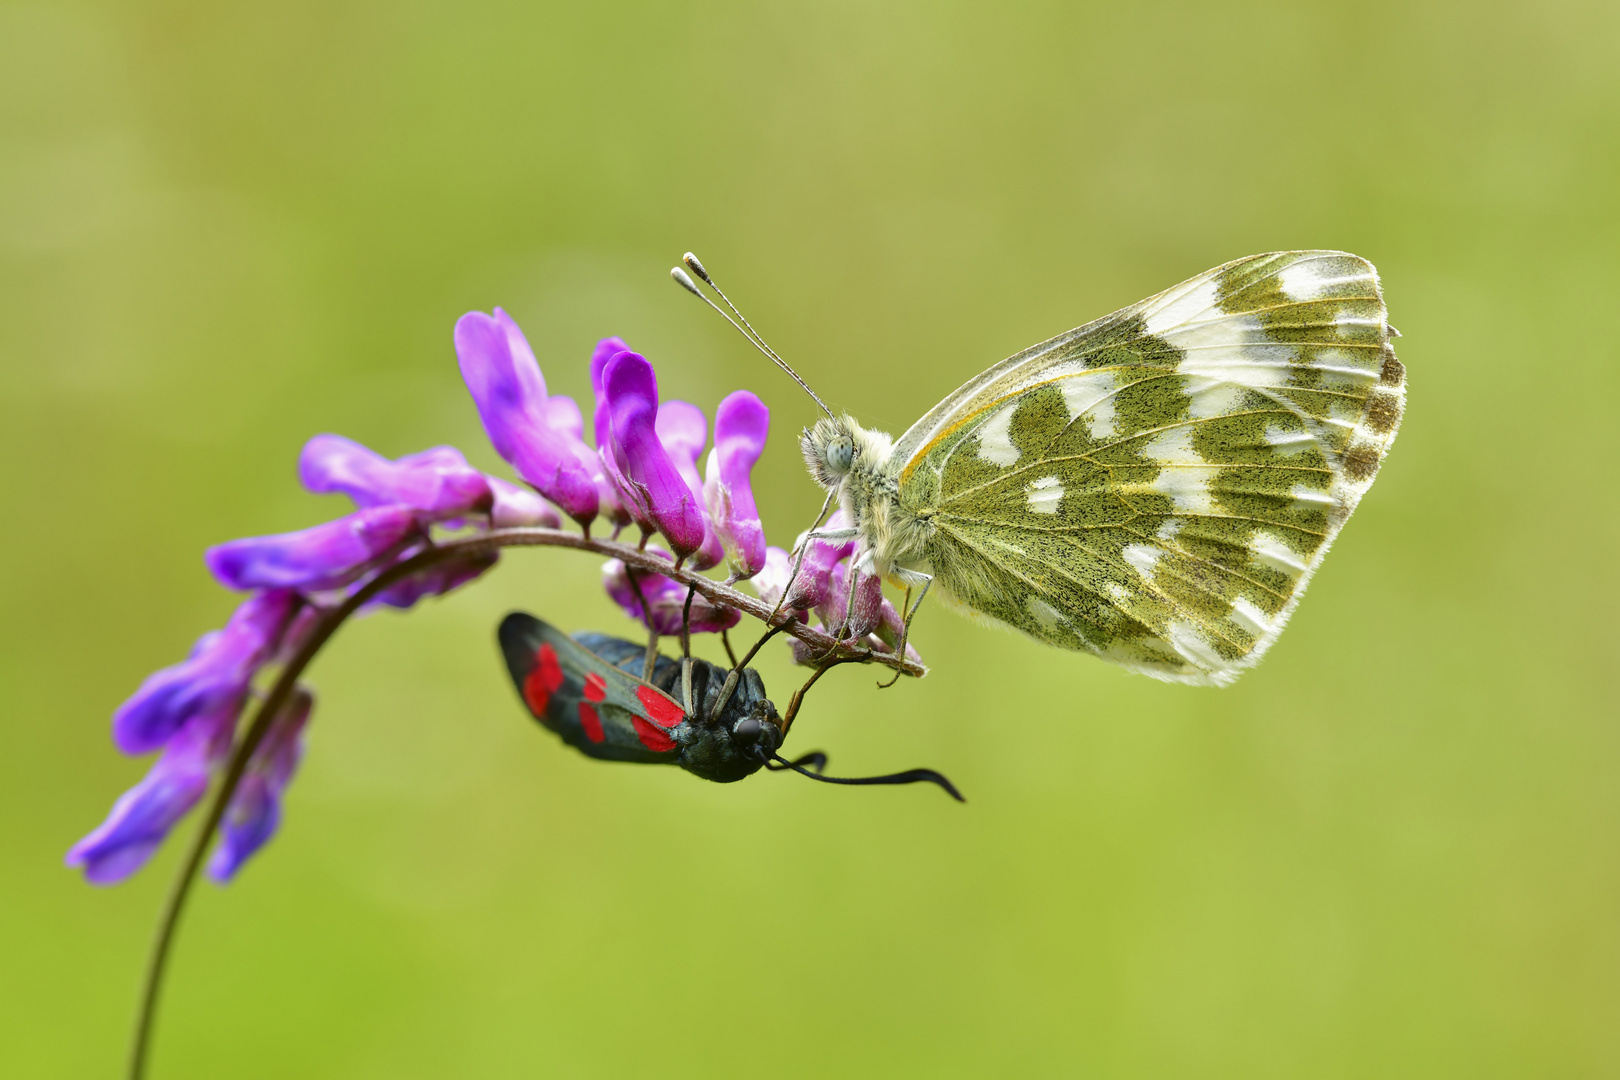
[206,506,419,592]
[487,476,562,528]
[369,549,499,609]
[844,564,884,640]
[703,391,770,580]
[68,707,237,884]
[602,556,741,635]
[539,395,583,441]
[299,435,491,520]
[656,401,723,570]
[589,337,632,449]
[454,310,598,525]
[113,590,298,754]
[544,394,627,531]
[601,352,708,561]
[208,687,312,882]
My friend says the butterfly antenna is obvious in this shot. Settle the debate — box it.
[759,748,966,802]
[670,254,835,419]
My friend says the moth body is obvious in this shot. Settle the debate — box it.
[500,613,782,783]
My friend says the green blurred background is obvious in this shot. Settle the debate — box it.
[4,0,1618,1076]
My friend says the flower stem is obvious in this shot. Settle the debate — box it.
[125,526,922,1079]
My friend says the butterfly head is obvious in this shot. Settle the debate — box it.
[801,416,857,490]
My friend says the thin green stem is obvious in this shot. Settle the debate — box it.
[126,526,923,1079]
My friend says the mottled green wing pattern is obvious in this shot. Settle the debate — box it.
[893,251,1405,685]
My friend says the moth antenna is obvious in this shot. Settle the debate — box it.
[670,256,835,419]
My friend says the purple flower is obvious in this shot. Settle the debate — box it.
[298,435,491,520]
[455,309,599,526]
[703,391,770,581]
[68,705,236,884]
[208,688,313,882]
[487,475,562,529]
[369,549,499,609]
[599,351,708,562]
[113,589,297,754]
[206,506,420,592]
[656,400,724,571]
[602,555,741,635]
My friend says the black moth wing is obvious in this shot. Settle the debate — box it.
[499,612,687,764]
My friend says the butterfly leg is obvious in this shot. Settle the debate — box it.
[877,569,932,689]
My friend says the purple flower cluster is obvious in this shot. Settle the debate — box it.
[453,309,773,626]
[70,306,779,886]
[67,435,514,884]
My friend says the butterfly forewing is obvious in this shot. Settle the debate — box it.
[499,613,688,761]
[895,251,1405,685]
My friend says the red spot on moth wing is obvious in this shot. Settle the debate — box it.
[522,668,551,715]
[634,686,686,729]
[632,715,677,752]
[578,703,606,743]
[583,672,608,703]
[538,643,565,693]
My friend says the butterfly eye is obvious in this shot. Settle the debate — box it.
[732,717,762,744]
[827,435,854,474]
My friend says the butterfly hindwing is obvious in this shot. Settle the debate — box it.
[498,612,688,762]
[892,251,1405,685]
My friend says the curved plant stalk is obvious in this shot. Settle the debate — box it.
[125,525,922,1079]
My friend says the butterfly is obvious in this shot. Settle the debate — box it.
[792,250,1406,686]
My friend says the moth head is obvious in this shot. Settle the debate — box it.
[729,699,783,758]
[801,416,857,489]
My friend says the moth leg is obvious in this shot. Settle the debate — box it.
[709,621,790,721]
[623,568,660,683]
[878,570,932,690]
[679,582,698,713]
[721,628,739,668]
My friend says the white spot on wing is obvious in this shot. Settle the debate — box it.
[1106,582,1132,602]
[1145,427,1215,514]
[1230,597,1273,636]
[1025,596,1066,630]
[1155,518,1184,542]
[1026,475,1063,514]
[1249,531,1307,574]
[1123,544,1163,578]
[1334,311,1384,332]
[1167,620,1225,671]
[1265,425,1316,453]
[1143,277,1220,337]
[1055,370,1120,436]
[975,402,1019,466]
[1184,375,1245,419]
[1289,484,1334,509]
[1278,261,1374,302]
[1179,345,1291,388]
